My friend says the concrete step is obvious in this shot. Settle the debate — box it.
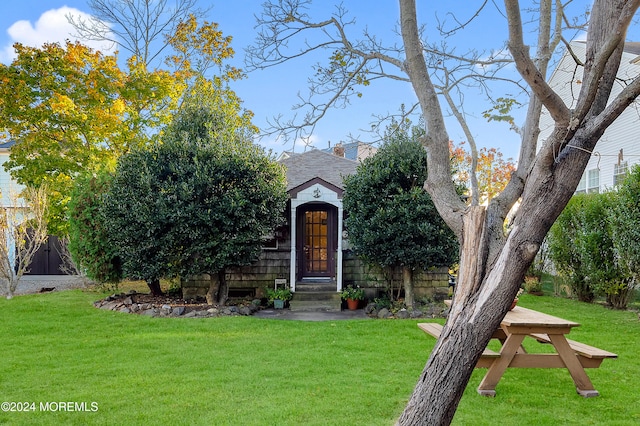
[295,282,337,292]
[289,291,342,312]
[292,291,340,301]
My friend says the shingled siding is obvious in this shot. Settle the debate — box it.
[182,246,449,300]
[181,241,292,300]
[225,248,291,297]
[342,251,450,300]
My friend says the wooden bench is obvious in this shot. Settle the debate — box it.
[418,323,500,368]
[530,333,617,368]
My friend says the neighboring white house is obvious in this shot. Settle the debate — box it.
[538,41,640,193]
[0,141,69,276]
[0,141,22,207]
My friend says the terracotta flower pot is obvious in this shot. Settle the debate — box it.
[346,298,359,310]
[509,298,518,310]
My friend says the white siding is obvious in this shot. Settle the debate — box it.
[0,151,24,207]
[538,41,640,193]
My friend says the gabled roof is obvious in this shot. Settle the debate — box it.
[279,149,358,192]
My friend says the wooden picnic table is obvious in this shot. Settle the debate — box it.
[419,301,617,397]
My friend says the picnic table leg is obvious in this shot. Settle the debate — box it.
[477,333,526,397]
[547,334,600,397]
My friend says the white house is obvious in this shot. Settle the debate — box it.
[538,41,640,193]
[0,141,21,207]
[0,141,68,275]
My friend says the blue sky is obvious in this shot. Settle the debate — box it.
[0,1,605,160]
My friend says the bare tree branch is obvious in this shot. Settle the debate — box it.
[67,0,207,69]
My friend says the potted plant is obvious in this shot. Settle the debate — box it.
[341,285,365,310]
[267,288,292,309]
[510,288,524,310]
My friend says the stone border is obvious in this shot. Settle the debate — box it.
[93,291,262,318]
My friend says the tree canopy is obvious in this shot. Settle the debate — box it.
[101,100,287,300]
[0,41,182,234]
[450,142,516,204]
[1,0,246,237]
[343,122,458,307]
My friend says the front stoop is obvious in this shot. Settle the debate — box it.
[289,282,342,312]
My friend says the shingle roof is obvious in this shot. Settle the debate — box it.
[280,149,358,192]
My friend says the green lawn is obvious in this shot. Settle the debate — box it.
[0,290,638,425]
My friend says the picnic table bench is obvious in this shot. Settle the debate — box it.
[418,302,617,397]
[418,323,500,368]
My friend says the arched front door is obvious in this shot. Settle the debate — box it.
[298,204,336,280]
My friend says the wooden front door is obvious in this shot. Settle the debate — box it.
[299,205,336,279]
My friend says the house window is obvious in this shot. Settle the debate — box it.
[587,169,600,193]
[575,173,587,194]
[614,161,628,186]
[262,234,278,250]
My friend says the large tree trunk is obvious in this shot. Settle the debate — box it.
[205,271,228,305]
[206,274,219,305]
[216,270,228,306]
[396,1,638,424]
[146,278,163,296]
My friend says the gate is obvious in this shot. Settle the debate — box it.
[25,235,69,275]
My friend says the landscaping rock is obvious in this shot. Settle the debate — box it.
[364,303,377,315]
[100,301,121,311]
[377,308,392,319]
[93,292,448,321]
[396,309,410,319]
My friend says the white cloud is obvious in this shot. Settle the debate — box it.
[1,7,115,63]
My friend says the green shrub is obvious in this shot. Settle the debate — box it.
[68,170,123,284]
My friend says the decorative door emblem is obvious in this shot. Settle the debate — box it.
[313,188,322,198]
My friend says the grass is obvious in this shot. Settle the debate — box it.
[0,289,638,425]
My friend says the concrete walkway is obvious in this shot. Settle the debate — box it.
[1,275,89,296]
[253,308,370,321]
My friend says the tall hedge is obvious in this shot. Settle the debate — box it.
[101,104,288,301]
[548,186,638,308]
[343,134,458,307]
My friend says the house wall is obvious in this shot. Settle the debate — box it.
[538,42,640,193]
[181,245,450,301]
[0,149,23,207]
[342,250,450,300]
